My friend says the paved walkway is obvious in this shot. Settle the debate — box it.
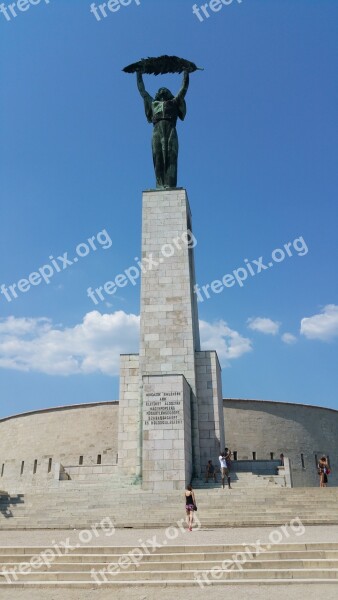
[0,524,337,546]
[1,584,338,600]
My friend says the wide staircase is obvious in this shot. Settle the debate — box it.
[192,471,282,489]
[1,481,338,529]
[1,542,338,586]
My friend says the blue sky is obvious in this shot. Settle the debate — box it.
[0,0,337,418]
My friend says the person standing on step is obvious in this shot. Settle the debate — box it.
[219,453,231,489]
[318,456,330,488]
[225,449,232,489]
[185,484,197,531]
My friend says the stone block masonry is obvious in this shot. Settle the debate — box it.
[142,375,192,491]
[118,354,141,480]
[139,189,202,481]
[118,188,225,490]
[196,350,225,471]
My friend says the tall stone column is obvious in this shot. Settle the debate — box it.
[118,188,225,489]
[139,188,201,489]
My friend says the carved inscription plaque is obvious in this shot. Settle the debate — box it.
[144,391,183,427]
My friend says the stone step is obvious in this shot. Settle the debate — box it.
[3,505,338,512]
[7,499,338,507]
[4,496,338,504]
[3,550,338,562]
[4,491,338,500]
[5,494,289,504]
[2,520,338,530]
[4,502,338,511]
[3,502,338,510]
[4,509,338,517]
[0,543,337,586]
[4,504,338,511]
[2,568,338,583]
[13,494,335,501]
[1,579,337,587]
[2,500,337,506]
[4,559,338,571]
[5,485,337,492]
[1,542,338,553]
[5,513,338,522]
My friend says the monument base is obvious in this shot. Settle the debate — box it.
[142,374,192,491]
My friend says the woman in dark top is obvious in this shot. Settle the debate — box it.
[185,484,196,531]
[318,456,330,487]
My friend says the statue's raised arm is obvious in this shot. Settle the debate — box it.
[137,72,149,99]
[175,71,189,122]
[176,71,190,101]
[137,72,153,123]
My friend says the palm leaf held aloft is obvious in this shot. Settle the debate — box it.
[123,55,204,75]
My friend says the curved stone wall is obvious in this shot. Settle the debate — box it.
[0,402,119,488]
[223,399,338,487]
[0,398,336,489]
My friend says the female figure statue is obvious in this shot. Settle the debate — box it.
[136,71,189,189]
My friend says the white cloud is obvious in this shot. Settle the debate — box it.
[0,316,51,336]
[0,311,140,376]
[247,317,281,336]
[300,304,338,342]
[0,312,252,376]
[281,332,297,345]
[199,319,252,365]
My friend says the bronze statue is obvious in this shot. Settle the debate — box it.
[123,56,203,189]
[136,70,189,189]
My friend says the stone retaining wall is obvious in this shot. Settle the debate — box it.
[0,398,337,489]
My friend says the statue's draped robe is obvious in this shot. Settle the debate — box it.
[142,93,187,188]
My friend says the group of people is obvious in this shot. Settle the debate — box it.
[185,451,332,530]
[184,448,233,530]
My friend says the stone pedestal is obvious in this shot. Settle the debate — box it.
[118,188,225,489]
[139,188,201,481]
[142,374,192,491]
